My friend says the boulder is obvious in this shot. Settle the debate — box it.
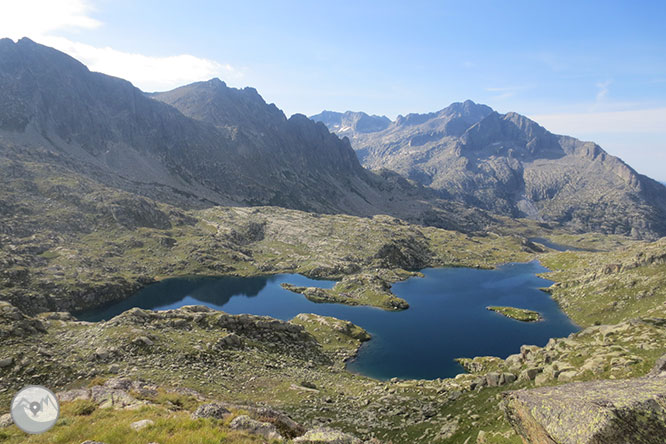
[214,333,243,350]
[0,357,13,368]
[556,370,578,383]
[502,376,666,444]
[518,367,540,382]
[211,402,304,438]
[500,373,516,385]
[580,357,605,375]
[505,353,523,369]
[130,419,154,431]
[0,413,13,427]
[191,402,230,420]
[476,430,487,443]
[94,347,110,360]
[0,301,45,338]
[57,379,147,409]
[486,372,500,387]
[132,336,153,346]
[229,415,283,441]
[648,353,666,377]
[293,427,363,443]
[250,406,305,438]
[520,345,539,360]
[534,373,551,386]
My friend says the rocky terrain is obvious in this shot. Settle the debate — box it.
[312,103,666,239]
[1,288,665,443]
[541,236,666,326]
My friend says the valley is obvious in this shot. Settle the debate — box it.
[0,38,664,444]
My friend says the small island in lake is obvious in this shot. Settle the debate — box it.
[486,306,542,322]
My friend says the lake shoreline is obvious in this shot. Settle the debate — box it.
[77,262,579,381]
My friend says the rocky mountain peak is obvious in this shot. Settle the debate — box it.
[440,100,493,120]
[461,111,561,158]
[314,99,666,238]
[152,78,286,129]
[308,110,391,135]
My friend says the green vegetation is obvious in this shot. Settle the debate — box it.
[0,402,268,444]
[541,237,666,327]
[2,149,666,443]
[0,155,540,316]
[486,306,542,322]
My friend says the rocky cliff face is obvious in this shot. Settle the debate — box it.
[151,79,372,213]
[0,38,495,232]
[312,102,666,239]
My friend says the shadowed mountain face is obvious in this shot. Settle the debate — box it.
[312,102,666,239]
[0,38,495,232]
[150,79,371,212]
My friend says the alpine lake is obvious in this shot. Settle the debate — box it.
[78,261,578,380]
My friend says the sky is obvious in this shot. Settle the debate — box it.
[1,0,665,181]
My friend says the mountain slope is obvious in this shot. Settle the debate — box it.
[147,78,501,231]
[312,102,666,239]
[0,38,497,233]
[149,79,373,213]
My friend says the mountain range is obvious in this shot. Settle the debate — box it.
[0,38,489,233]
[312,103,666,238]
[1,37,665,239]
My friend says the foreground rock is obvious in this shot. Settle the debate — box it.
[229,414,283,441]
[293,426,363,443]
[0,413,12,427]
[502,374,666,443]
[130,419,154,431]
[191,402,231,420]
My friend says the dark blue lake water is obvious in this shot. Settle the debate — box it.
[78,261,578,380]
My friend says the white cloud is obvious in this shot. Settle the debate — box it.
[42,36,240,92]
[530,108,666,134]
[0,0,240,91]
[0,0,100,38]
[595,80,612,102]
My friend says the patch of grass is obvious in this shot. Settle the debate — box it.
[0,404,267,444]
[69,399,97,416]
[132,389,200,412]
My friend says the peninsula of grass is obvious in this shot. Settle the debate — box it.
[486,306,542,322]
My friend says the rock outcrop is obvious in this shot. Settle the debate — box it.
[229,415,283,441]
[502,358,666,444]
[0,301,45,338]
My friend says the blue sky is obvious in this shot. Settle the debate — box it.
[2,0,665,181]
